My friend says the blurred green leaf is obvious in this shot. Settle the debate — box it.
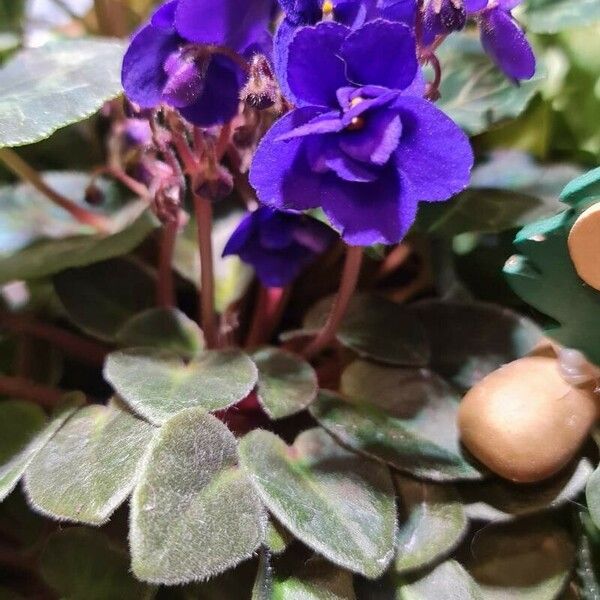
[413,300,543,390]
[252,347,318,419]
[304,293,430,367]
[437,33,543,135]
[130,408,266,584]
[463,457,593,523]
[116,308,204,358]
[54,257,156,342]
[586,462,600,530]
[239,428,397,579]
[577,511,600,600]
[523,0,600,33]
[0,400,46,465]
[0,210,156,284]
[395,475,468,574]
[24,399,155,525]
[0,489,45,548]
[0,396,80,501]
[0,39,126,148]
[40,527,152,600]
[104,348,258,425]
[311,373,484,482]
[0,1,24,33]
[265,519,293,555]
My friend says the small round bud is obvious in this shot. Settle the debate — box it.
[195,165,234,201]
[84,184,105,206]
[240,54,278,111]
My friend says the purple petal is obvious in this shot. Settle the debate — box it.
[339,109,402,165]
[276,111,344,141]
[340,20,417,90]
[222,211,256,255]
[498,0,522,10]
[178,54,243,126]
[334,0,369,27]
[319,164,417,245]
[273,19,297,101]
[392,96,473,201]
[250,107,329,212]
[259,212,295,249]
[151,0,177,30]
[377,0,416,25]
[122,24,180,108]
[480,8,536,80]
[175,0,272,50]
[306,137,380,181]
[162,53,205,107]
[291,217,337,252]
[287,22,350,107]
[465,0,488,11]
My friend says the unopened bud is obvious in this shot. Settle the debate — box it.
[84,184,105,206]
[194,165,234,201]
[240,54,278,110]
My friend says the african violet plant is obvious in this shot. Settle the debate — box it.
[1,0,600,598]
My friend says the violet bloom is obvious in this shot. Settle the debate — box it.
[223,207,337,287]
[250,20,473,246]
[422,0,469,44]
[468,0,535,81]
[121,0,272,126]
[274,0,415,100]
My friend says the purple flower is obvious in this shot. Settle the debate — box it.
[274,0,415,100]
[250,20,473,246]
[422,0,468,44]
[223,207,337,286]
[467,0,535,81]
[121,0,273,126]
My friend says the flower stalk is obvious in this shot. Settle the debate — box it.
[157,220,178,309]
[0,148,112,234]
[245,286,290,349]
[303,245,363,359]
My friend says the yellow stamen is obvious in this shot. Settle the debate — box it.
[322,0,334,19]
[347,116,364,131]
[350,96,364,108]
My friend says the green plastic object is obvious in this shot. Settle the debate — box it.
[504,169,600,365]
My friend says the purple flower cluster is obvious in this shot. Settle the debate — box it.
[121,0,536,280]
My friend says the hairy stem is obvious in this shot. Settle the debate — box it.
[0,148,111,233]
[90,165,150,200]
[303,246,363,359]
[0,376,67,408]
[192,193,218,348]
[157,220,178,308]
[246,286,290,349]
[0,312,109,367]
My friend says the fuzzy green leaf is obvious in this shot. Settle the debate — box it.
[130,408,266,584]
[395,476,468,574]
[265,519,293,555]
[253,347,318,419]
[0,39,126,148]
[24,399,155,525]
[0,401,46,465]
[311,367,484,481]
[116,308,204,358]
[40,528,152,600]
[504,201,600,365]
[0,396,80,501]
[54,257,156,342]
[104,348,258,425]
[239,428,397,579]
[464,515,575,599]
[586,462,600,530]
[463,457,593,523]
[523,0,600,33]
[0,210,155,284]
[397,560,484,600]
[413,300,543,390]
[304,293,429,367]
[436,33,543,135]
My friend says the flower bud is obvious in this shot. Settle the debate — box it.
[240,54,278,110]
[194,165,234,201]
[423,0,466,40]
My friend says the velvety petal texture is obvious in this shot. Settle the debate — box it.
[250,21,473,246]
[223,207,337,286]
[122,0,271,126]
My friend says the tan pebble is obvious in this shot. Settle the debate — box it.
[568,202,600,291]
[458,356,598,483]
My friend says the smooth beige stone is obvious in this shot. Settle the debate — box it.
[568,202,600,291]
[458,356,598,483]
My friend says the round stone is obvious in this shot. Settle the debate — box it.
[568,202,600,291]
[458,356,598,483]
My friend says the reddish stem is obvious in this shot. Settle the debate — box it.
[245,286,290,349]
[303,246,363,359]
[0,148,111,233]
[0,376,67,408]
[192,192,218,348]
[157,220,178,308]
[0,312,108,367]
[90,165,150,200]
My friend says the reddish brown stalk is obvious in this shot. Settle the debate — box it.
[303,246,363,359]
[157,220,178,308]
[0,376,68,408]
[216,122,232,159]
[0,148,111,233]
[245,286,290,349]
[192,192,218,348]
[0,312,108,367]
[171,130,199,174]
[375,242,412,281]
[90,165,150,200]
